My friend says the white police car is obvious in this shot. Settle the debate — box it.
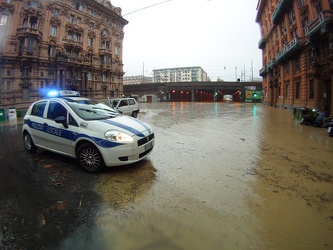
[22,90,155,173]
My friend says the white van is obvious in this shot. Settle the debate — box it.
[223,95,233,101]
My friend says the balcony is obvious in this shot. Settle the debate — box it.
[258,37,267,49]
[98,48,112,54]
[62,38,83,49]
[275,37,306,63]
[267,60,276,71]
[305,10,333,41]
[16,27,42,39]
[259,66,267,77]
[271,0,292,24]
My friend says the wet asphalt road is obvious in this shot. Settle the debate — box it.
[0,102,333,250]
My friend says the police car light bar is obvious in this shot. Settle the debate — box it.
[46,90,81,98]
[59,90,81,97]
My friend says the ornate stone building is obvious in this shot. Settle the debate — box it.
[256,0,333,116]
[0,0,128,110]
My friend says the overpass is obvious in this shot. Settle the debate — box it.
[123,81,262,102]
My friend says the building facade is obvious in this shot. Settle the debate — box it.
[256,0,333,116]
[123,75,153,85]
[0,0,128,110]
[153,66,210,83]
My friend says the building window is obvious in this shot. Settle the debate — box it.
[291,28,298,39]
[100,55,104,65]
[23,67,30,77]
[315,2,323,15]
[69,15,74,23]
[48,45,56,56]
[115,46,119,55]
[40,81,44,88]
[281,21,286,35]
[0,13,9,26]
[27,38,35,52]
[87,72,92,80]
[22,89,29,101]
[88,37,93,46]
[6,81,10,90]
[294,56,300,72]
[309,80,314,99]
[5,0,12,3]
[330,0,333,10]
[54,9,60,18]
[7,70,10,76]
[76,17,81,25]
[75,2,83,11]
[322,38,331,58]
[89,9,96,17]
[48,66,54,77]
[88,53,93,63]
[50,26,57,37]
[102,73,107,81]
[295,81,300,99]
[297,0,306,7]
[89,23,94,30]
[106,55,111,65]
[283,62,289,76]
[302,17,309,35]
[286,84,290,99]
[289,10,296,24]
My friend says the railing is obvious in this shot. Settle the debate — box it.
[258,37,266,49]
[259,67,267,76]
[62,38,83,47]
[275,37,306,62]
[272,0,290,24]
[267,60,275,70]
[16,27,42,37]
[305,10,333,36]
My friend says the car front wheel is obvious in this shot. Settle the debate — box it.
[76,143,105,173]
[23,132,37,152]
[132,111,138,118]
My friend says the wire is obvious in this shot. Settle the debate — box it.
[123,0,172,17]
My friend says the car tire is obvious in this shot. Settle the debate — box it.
[132,111,138,118]
[23,131,37,153]
[76,143,105,173]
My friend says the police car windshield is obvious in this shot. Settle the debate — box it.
[66,99,120,120]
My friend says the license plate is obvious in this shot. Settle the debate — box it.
[145,141,153,151]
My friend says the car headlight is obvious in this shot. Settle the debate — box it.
[105,131,133,143]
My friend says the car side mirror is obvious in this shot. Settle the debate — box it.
[55,116,69,129]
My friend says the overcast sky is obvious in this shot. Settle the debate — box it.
[112,0,262,82]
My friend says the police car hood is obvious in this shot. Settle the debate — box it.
[88,116,153,137]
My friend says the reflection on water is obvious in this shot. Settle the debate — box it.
[1,103,332,249]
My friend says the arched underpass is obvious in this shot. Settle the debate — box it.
[123,81,262,102]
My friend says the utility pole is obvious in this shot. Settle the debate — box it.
[142,62,144,84]
[251,59,253,82]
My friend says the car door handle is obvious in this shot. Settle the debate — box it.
[43,123,48,126]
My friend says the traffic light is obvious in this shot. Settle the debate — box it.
[253,92,257,98]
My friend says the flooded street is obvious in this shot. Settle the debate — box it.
[1,102,333,249]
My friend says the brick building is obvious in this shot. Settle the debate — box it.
[256,0,333,116]
[0,0,128,110]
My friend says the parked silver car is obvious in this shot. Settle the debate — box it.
[105,98,140,118]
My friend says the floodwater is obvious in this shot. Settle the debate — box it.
[0,102,332,250]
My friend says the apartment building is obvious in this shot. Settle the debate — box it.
[256,0,333,116]
[153,66,210,83]
[123,75,153,85]
[0,0,128,109]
